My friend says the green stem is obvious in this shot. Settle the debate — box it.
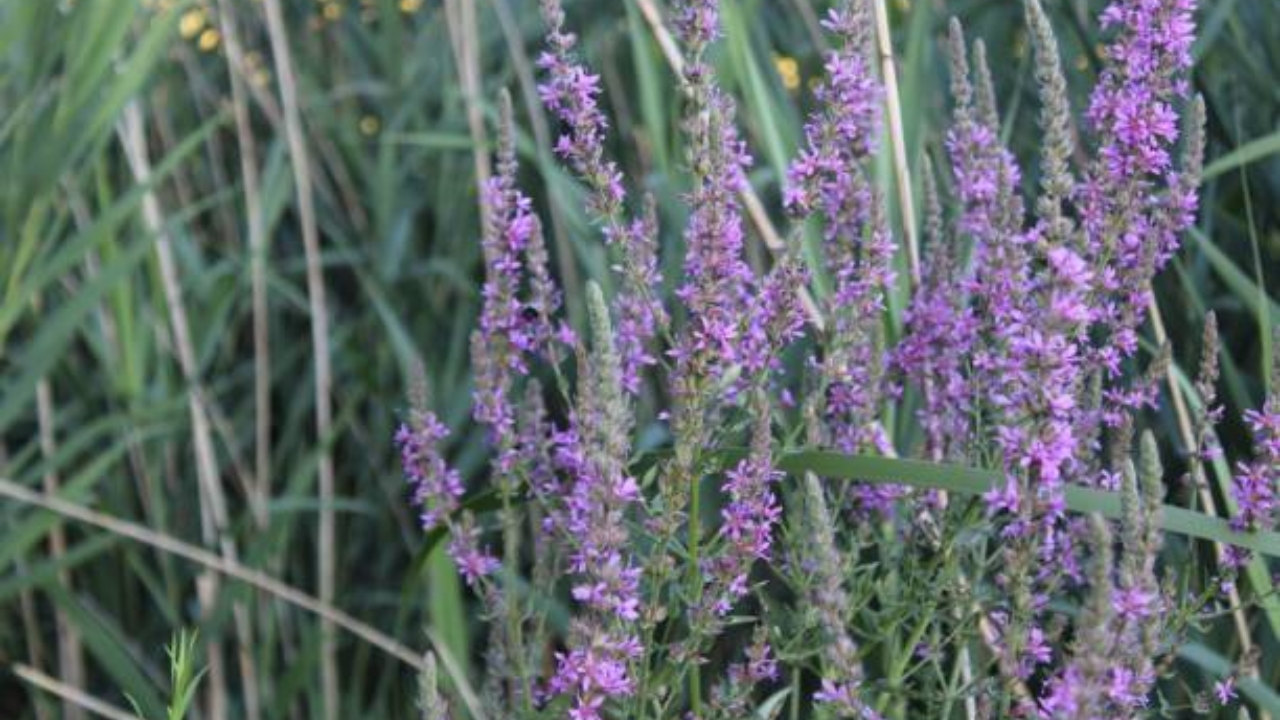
[687,467,704,716]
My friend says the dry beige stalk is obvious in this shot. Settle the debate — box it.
[35,371,86,720]
[120,101,267,720]
[257,2,340,718]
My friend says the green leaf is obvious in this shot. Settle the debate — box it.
[1204,128,1280,179]
[0,534,118,605]
[45,584,166,720]
[766,451,1280,558]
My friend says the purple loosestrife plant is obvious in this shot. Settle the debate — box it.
[789,0,894,458]
[473,93,562,457]
[395,375,498,589]
[697,392,782,625]
[893,159,977,463]
[795,473,878,719]
[396,407,463,533]
[1079,0,1202,422]
[788,0,902,520]
[538,0,666,395]
[548,283,645,720]
[388,0,1276,718]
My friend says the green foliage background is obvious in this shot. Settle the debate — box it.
[0,0,1276,717]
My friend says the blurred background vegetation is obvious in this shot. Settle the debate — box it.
[0,0,1276,717]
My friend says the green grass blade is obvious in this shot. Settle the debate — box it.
[44,584,167,720]
[0,237,150,435]
[1204,129,1280,180]
[772,451,1280,558]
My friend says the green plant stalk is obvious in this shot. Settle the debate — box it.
[500,473,533,715]
[687,467,703,715]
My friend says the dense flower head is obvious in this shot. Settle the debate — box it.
[546,283,645,718]
[390,0,1236,717]
[549,632,644,720]
[1232,389,1279,532]
[670,90,755,377]
[1089,0,1196,181]
[447,514,500,587]
[537,0,623,219]
[609,210,666,393]
[738,248,809,379]
[538,0,666,394]
[395,409,463,531]
[894,163,977,462]
[472,98,561,446]
[700,398,782,620]
[1080,0,1201,421]
[785,5,881,216]
[788,0,896,463]
[674,0,721,51]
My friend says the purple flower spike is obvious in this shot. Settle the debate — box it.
[395,409,464,532]
[1232,376,1279,532]
[538,0,666,394]
[473,95,562,448]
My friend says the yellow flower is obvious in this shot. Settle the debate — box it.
[399,0,422,13]
[250,68,272,88]
[773,54,800,91]
[322,2,341,20]
[179,8,206,39]
[359,115,381,136]
[198,28,221,52]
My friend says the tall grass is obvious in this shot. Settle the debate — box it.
[0,0,1276,717]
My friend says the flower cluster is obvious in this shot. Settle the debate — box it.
[546,284,645,720]
[700,395,782,621]
[395,409,463,532]
[537,0,666,394]
[789,1,896,461]
[1232,348,1279,532]
[1080,0,1201,415]
[395,405,498,588]
[390,0,1248,718]
[893,161,977,462]
[473,94,561,451]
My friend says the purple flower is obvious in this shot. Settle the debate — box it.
[789,1,895,459]
[739,250,809,379]
[1105,666,1152,709]
[538,0,666,393]
[546,283,644,719]
[741,639,778,683]
[1079,0,1200,421]
[472,103,561,447]
[814,679,883,720]
[1112,585,1159,620]
[447,515,499,587]
[702,401,782,620]
[550,634,643,720]
[893,168,978,461]
[1231,388,1279,531]
[669,87,754,380]
[1214,677,1236,705]
[395,410,464,531]
[785,6,881,215]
